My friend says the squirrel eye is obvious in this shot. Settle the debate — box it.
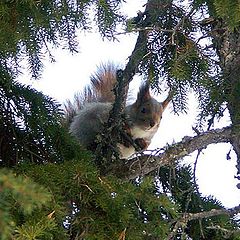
[141,107,146,113]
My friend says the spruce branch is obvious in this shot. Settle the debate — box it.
[107,126,233,179]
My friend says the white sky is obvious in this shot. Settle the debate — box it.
[17,1,240,208]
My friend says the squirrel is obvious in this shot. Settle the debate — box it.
[66,63,171,159]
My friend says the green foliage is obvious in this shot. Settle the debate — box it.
[0,0,125,168]
[158,165,239,239]
[12,160,239,240]
[133,1,210,115]
[128,0,240,125]
[0,79,85,167]
[192,0,240,28]
[14,217,58,240]
[0,0,121,167]
[94,0,125,39]
[190,0,240,125]
[0,168,66,240]
[192,0,216,15]
[168,36,209,114]
[213,0,240,28]
[15,159,178,239]
[0,0,124,79]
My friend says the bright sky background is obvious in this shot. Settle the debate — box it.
[18,1,240,208]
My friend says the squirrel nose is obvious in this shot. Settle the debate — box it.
[149,120,155,128]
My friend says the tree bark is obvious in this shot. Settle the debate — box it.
[95,0,161,165]
[211,21,240,177]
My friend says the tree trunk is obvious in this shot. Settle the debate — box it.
[212,21,240,178]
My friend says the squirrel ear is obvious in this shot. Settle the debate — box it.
[137,83,151,102]
[161,91,173,110]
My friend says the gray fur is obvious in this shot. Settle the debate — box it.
[69,102,112,147]
[69,85,171,159]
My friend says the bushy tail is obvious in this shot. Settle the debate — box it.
[63,62,118,127]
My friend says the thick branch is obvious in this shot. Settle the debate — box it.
[94,1,153,165]
[209,19,240,177]
[185,204,240,221]
[168,204,240,239]
[107,126,233,179]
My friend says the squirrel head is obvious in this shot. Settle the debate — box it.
[127,84,170,132]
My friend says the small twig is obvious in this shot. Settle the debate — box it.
[193,150,202,192]
[115,27,175,36]
[207,225,240,238]
[80,184,94,193]
[191,127,210,196]
[170,5,196,45]
[24,147,46,162]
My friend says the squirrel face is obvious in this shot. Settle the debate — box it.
[131,98,162,131]
[126,84,168,142]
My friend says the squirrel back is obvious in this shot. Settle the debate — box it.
[63,63,118,127]
[67,63,171,159]
[69,102,112,148]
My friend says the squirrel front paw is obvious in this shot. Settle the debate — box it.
[134,138,148,150]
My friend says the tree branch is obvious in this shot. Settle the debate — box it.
[186,204,240,221]
[94,1,153,165]
[107,126,234,179]
[168,204,240,239]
